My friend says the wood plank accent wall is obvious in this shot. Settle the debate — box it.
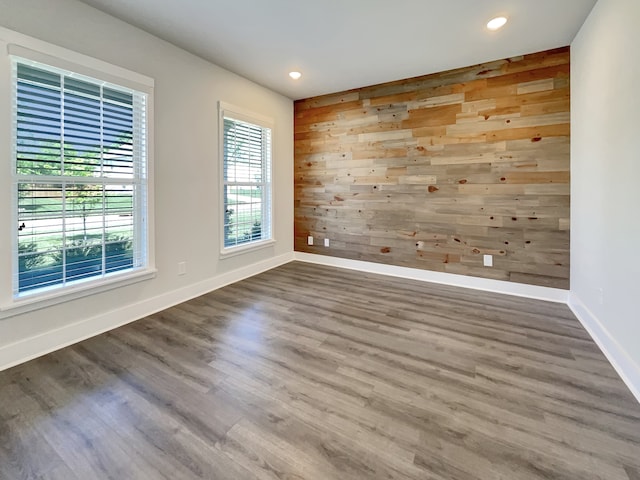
[294,47,570,289]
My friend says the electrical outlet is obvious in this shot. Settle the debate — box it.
[178,261,187,276]
[324,238,330,247]
[483,254,493,267]
[307,236,313,245]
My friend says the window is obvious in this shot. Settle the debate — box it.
[220,103,273,254]
[11,54,151,300]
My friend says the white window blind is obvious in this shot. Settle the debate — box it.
[222,111,272,250]
[12,58,148,297]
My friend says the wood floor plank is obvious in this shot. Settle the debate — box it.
[626,466,640,480]
[1,261,639,479]
[0,383,68,480]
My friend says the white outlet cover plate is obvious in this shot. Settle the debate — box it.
[483,254,493,267]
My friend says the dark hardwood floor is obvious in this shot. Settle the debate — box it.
[1,261,639,479]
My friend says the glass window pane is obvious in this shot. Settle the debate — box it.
[223,114,271,249]
[13,58,148,297]
[103,101,134,179]
[63,91,101,176]
[17,183,64,292]
[65,184,104,242]
[64,241,103,282]
[16,81,62,176]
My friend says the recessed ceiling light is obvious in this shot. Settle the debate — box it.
[487,16,508,31]
[289,71,302,80]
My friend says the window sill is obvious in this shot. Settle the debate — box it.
[220,239,276,259]
[0,268,157,319]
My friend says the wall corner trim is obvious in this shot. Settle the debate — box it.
[294,252,569,303]
[567,292,640,404]
[0,252,295,372]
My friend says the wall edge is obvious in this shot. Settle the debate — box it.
[567,292,640,404]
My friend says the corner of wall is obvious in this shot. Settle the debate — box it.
[568,292,640,404]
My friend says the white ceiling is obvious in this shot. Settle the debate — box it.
[77,0,597,100]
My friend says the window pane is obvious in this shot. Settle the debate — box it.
[63,90,101,175]
[17,64,60,87]
[16,78,62,176]
[104,184,134,273]
[105,236,133,275]
[103,99,134,179]
[223,184,263,247]
[13,57,148,297]
[64,241,103,282]
[222,113,271,250]
[17,183,64,292]
[224,118,266,183]
[223,184,239,247]
[65,184,104,242]
[18,249,63,293]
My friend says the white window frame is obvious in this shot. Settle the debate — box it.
[0,27,156,318]
[218,101,274,258]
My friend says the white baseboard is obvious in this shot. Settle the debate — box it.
[5,250,638,408]
[568,293,640,404]
[0,252,295,372]
[294,252,569,303]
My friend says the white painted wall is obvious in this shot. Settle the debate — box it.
[570,0,640,398]
[0,0,294,368]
